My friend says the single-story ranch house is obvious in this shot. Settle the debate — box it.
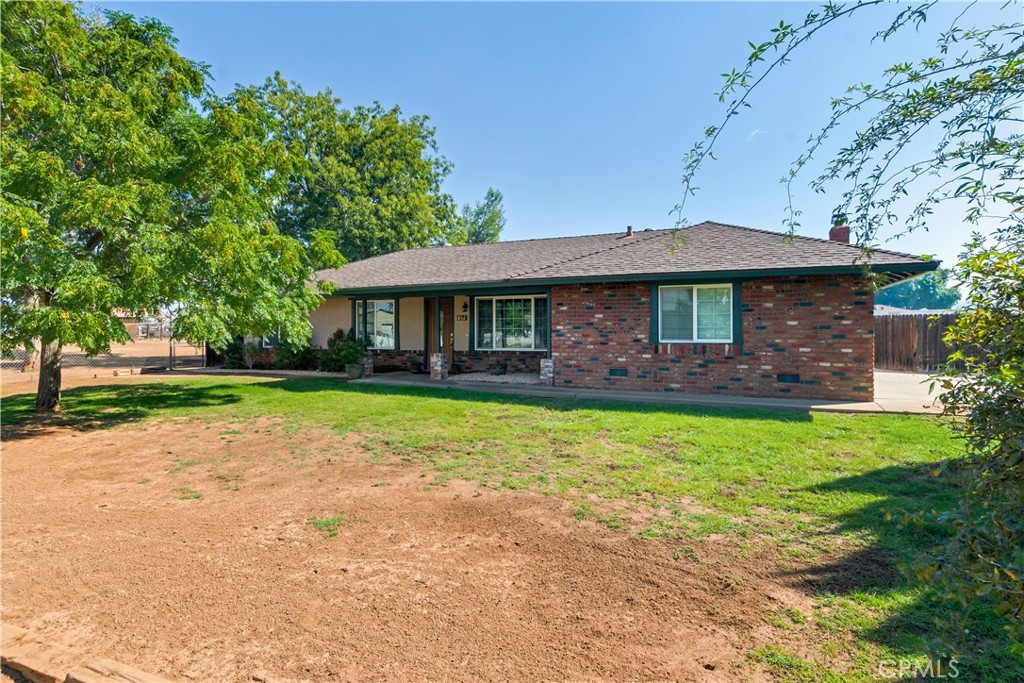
[311,221,936,401]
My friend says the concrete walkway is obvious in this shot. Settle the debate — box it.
[354,370,943,415]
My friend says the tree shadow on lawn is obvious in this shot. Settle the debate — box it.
[260,377,815,422]
[778,463,955,594]
[776,463,1022,677]
[1,382,242,441]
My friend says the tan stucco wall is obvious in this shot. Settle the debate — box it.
[454,295,470,351]
[399,297,425,351]
[309,297,351,348]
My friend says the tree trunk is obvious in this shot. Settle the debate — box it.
[22,341,40,373]
[35,338,62,413]
[22,294,40,372]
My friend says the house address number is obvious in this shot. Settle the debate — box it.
[456,314,468,321]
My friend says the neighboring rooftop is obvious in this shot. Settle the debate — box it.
[874,304,957,316]
[316,221,937,294]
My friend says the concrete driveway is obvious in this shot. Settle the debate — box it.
[872,370,944,414]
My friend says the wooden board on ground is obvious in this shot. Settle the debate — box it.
[0,624,76,683]
[64,659,174,683]
[1,626,173,683]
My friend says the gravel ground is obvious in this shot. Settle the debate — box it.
[447,371,540,385]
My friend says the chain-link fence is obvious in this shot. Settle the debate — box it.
[2,338,206,372]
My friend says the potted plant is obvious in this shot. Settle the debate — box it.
[320,329,368,378]
[488,359,508,376]
[407,358,424,374]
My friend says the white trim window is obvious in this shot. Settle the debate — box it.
[658,284,733,343]
[357,300,396,350]
[475,295,548,351]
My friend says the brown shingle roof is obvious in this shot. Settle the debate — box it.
[316,221,935,293]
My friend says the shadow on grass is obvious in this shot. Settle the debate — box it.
[1,374,812,446]
[1,382,242,440]
[260,376,815,422]
[775,463,1021,677]
[778,544,904,594]
[775,463,955,597]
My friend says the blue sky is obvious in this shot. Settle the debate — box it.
[99,1,1013,266]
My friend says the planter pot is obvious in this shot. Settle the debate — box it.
[488,361,508,376]
[345,363,364,379]
[407,359,424,374]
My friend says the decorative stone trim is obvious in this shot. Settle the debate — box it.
[539,358,555,386]
[430,352,449,380]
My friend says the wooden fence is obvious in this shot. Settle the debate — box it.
[874,313,961,372]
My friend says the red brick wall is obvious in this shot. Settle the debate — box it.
[455,350,544,374]
[550,275,874,401]
[369,349,544,374]
[371,349,426,371]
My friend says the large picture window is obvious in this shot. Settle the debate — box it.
[658,285,733,343]
[475,295,548,351]
[357,300,396,350]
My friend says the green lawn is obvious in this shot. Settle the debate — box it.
[4,376,1020,681]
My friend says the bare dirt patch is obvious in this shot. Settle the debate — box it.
[3,418,834,682]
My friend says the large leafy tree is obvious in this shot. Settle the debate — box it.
[459,187,506,244]
[1,2,327,412]
[256,74,458,263]
[875,269,961,309]
[676,0,1022,652]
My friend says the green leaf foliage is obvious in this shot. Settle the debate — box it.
[459,187,506,245]
[319,328,366,372]
[0,2,326,406]
[876,269,961,310]
[255,73,458,263]
[912,225,1024,651]
[675,0,1023,653]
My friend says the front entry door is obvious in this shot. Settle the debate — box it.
[425,297,455,370]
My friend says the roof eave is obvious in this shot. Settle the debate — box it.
[320,260,938,298]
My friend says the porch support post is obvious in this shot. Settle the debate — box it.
[393,298,401,351]
[422,298,429,368]
[430,352,448,381]
[546,287,553,359]
[434,296,440,350]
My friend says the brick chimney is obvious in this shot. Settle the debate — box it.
[829,219,850,244]
[626,225,634,238]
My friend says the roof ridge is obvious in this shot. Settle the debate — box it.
[508,229,670,280]
[695,220,926,262]
[403,228,675,255]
